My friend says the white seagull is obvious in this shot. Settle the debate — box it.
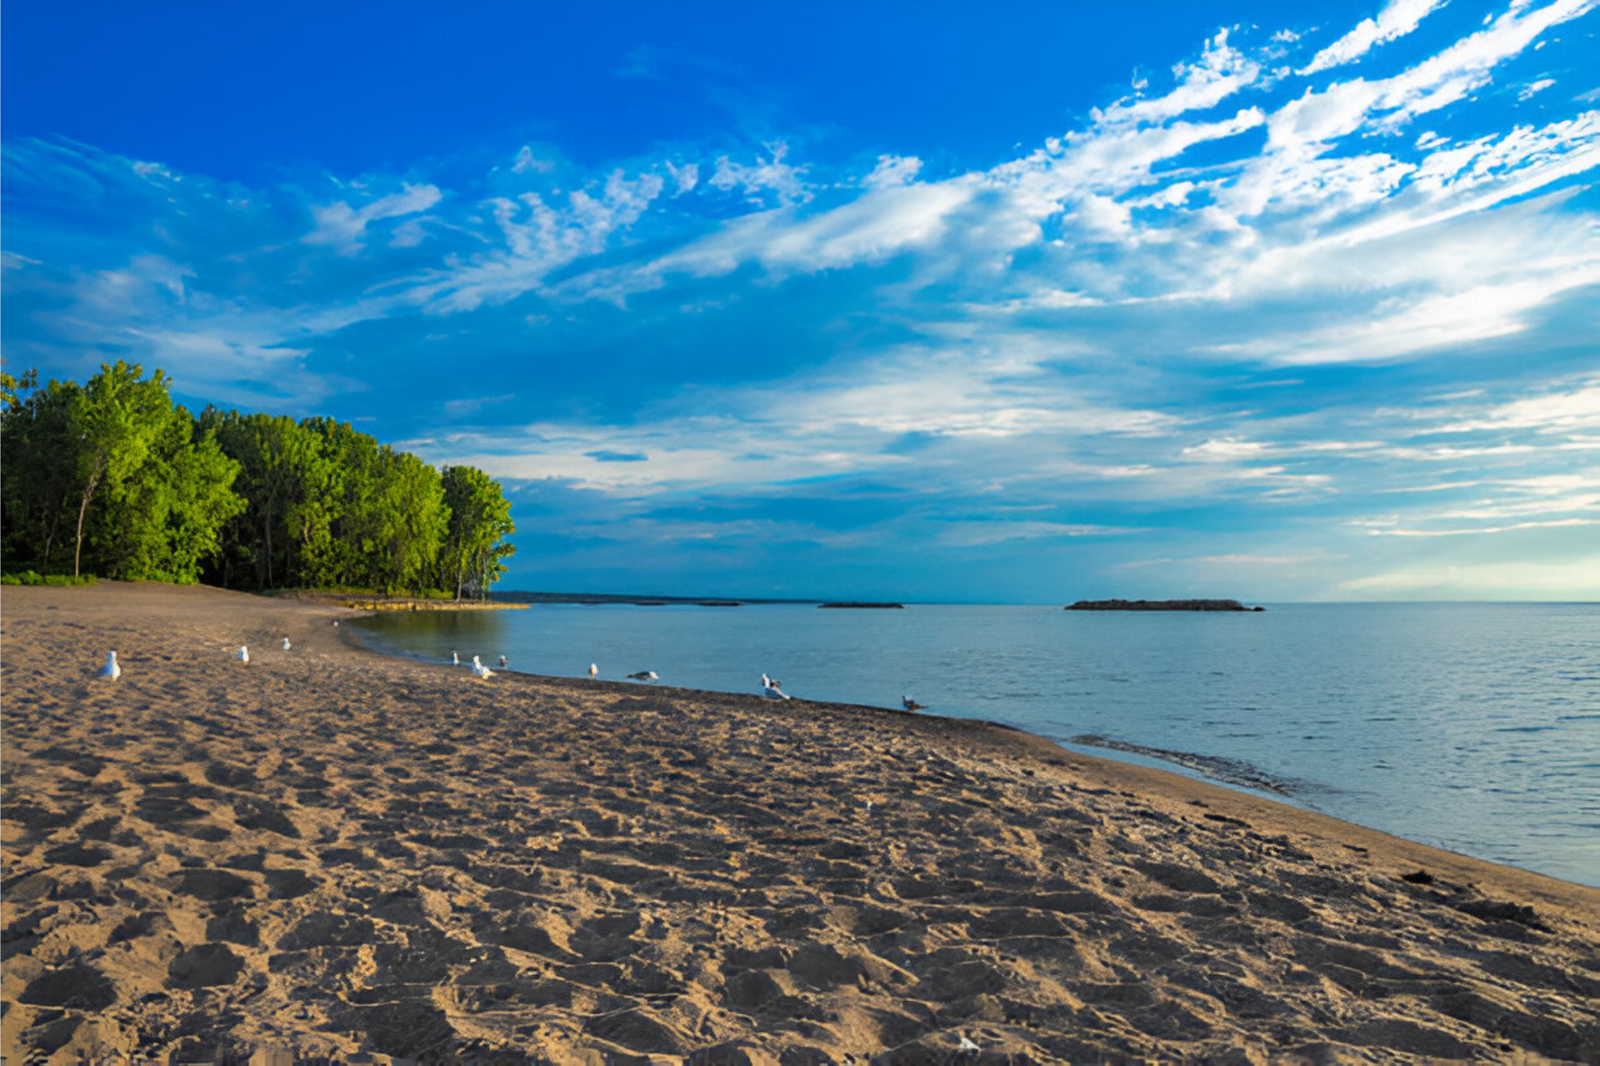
[762,672,784,690]
[471,655,495,679]
[282,637,292,652]
[627,670,659,682]
[762,676,790,700]
[452,651,460,666]
[499,655,508,669]
[588,663,599,680]
[902,696,926,711]
[101,651,122,680]
[235,646,250,664]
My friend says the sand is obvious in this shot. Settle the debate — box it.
[3,583,1597,1065]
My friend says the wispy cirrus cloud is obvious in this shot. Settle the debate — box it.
[1301,0,1448,75]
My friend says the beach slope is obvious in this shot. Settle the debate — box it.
[3,583,1597,1064]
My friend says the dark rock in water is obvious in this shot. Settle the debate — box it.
[819,602,905,609]
[1065,598,1262,612]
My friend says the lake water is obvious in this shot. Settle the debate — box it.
[354,602,1600,886]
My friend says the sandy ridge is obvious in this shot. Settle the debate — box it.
[2,582,1597,1064]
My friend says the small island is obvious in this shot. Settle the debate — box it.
[1066,598,1264,612]
[819,601,905,609]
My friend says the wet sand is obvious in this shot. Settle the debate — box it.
[3,582,1597,1064]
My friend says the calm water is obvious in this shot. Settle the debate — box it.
[354,602,1600,886]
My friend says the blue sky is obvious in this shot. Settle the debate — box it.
[4,0,1597,601]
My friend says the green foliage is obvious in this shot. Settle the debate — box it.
[1,369,80,573]
[2,362,246,583]
[0,571,99,587]
[95,409,246,583]
[2,364,517,594]
[439,465,517,600]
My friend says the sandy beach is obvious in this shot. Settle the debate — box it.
[3,583,1597,1065]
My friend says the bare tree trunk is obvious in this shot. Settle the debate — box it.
[73,458,106,578]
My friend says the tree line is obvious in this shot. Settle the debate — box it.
[1,361,516,597]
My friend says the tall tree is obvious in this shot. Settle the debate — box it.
[92,410,244,582]
[439,465,517,600]
[65,362,177,577]
[1,371,81,573]
[201,410,338,588]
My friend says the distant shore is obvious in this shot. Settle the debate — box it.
[4,582,1596,1063]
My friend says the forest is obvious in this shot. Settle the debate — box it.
[0,361,516,597]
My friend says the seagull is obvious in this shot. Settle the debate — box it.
[902,696,926,711]
[762,672,784,689]
[235,646,250,665]
[452,651,460,666]
[282,637,292,652]
[763,677,790,700]
[498,655,508,669]
[627,670,659,682]
[588,663,599,680]
[101,651,121,680]
[471,655,495,679]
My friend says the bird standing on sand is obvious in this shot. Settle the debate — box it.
[588,663,599,679]
[452,651,460,665]
[282,637,292,652]
[499,655,508,669]
[235,646,249,664]
[902,696,926,711]
[628,670,659,682]
[101,651,122,680]
[471,655,495,679]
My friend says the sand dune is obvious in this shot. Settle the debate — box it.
[3,583,1597,1064]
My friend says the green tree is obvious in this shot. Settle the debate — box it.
[439,465,517,599]
[93,410,245,582]
[376,449,449,593]
[5,366,516,594]
[3,363,245,583]
[65,362,177,577]
[1,370,81,573]
[201,410,341,588]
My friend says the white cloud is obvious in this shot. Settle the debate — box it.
[304,183,442,254]
[1362,516,1599,535]
[665,161,699,196]
[1519,77,1557,100]
[1301,0,1447,75]
[936,520,1149,547]
[651,178,977,279]
[513,146,557,174]
[709,142,809,205]
[1437,381,1600,432]
[1336,555,1600,595]
[1229,271,1600,365]
[409,169,667,312]
[1094,29,1260,126]
[864,154,924,189]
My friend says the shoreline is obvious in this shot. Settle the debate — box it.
[4,582,1597,1063]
